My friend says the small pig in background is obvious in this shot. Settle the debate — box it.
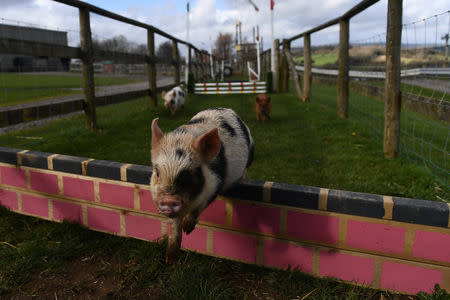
[254,94,271,121]
[162,85,185,116]
[151,108,254,263]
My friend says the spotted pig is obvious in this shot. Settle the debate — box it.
[150,108,254,262]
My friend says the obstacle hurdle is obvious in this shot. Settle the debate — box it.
[0,147,449,295]
[194,81,267,94]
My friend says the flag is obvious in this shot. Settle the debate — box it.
[271,0,274,10]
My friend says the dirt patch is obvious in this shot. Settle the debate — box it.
[6,256,123,299]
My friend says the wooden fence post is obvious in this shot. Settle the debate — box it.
[303,34,312,102]
[188,46,192,79]
[273,39,280,92]
[284,47,303,100]
[147,29,157,108]
[383,0,403,159]
[279,39,290,92]
[338,18,349,118]
[172,40,180,85]
[78,7,97,130]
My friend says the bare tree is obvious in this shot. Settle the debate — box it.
[213,32,233,61]
[157,41,175,64]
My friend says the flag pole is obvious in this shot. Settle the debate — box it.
[185,1,190,84]
[270,0,275,86]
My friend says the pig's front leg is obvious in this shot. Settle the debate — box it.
[166,217,182,263]
[182,208,200,234]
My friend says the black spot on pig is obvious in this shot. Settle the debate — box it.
[173,167,205,198]
[220,119,236,137]
[175,149,185,159]
[188,117,206,125]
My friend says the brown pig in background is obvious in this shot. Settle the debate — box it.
[151,108,254,262]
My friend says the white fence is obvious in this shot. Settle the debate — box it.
[194,81,267,95]
[295,66,450,79]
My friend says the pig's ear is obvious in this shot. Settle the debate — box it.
[151,118,164,148]
[193,128,221,163]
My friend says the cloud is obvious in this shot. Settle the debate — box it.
[0,0,448,51]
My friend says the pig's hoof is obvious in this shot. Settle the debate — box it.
[182,217,197,234]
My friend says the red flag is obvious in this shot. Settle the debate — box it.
[271,0,274,10]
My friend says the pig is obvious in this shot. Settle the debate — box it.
[162,85,185,116]
[150,108,254,262]
[254,94,271,121]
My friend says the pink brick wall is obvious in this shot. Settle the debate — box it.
[1,166,27,188]
[200,198,226,225]
[22,194,49,218]
[264,240,313,272]
[53,200,82,223]
[30,171,58,195]
[319,251,374,284]
[213,231,258,263]
[286,211,339,244]
[346,220,406,254]
[380,262,443,294]
[0,189,18,211]
[63,177,95,201]
[233,202,279,234]
[413,230,450,263]
[99,182,134,209]
[125,214,161,241]
[139,188,157,213]
[182,227,208,253]
[87,207,120,234]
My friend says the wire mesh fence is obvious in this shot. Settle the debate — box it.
[285,1,449,190]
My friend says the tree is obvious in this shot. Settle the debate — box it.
[91,35,146,54]
[156,41,175,64]
[213,32,232,62]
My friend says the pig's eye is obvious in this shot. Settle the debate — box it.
[153,167,160,178]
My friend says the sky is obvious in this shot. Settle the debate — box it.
[1,0,449,52]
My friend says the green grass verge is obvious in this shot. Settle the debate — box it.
[294,52,339,67]
[0,83,447,201]
[0,73,143,107]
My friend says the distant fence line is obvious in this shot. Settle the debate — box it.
[69,62,184,76]
[0,0,212,130]
[294,66,450,79]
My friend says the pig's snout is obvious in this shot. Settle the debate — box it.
[158,197,182,217]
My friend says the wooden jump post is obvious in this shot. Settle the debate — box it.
[273,39,280,92]
[147,29,157,108]
[383,0,403,159]
[172,40,180,85]
[338,18,349,118]
[78,6,97,130]
[279,39,289,92]
[303,34,312,103]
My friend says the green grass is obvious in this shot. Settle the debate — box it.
[0,83,447,201]
[294,52,339,67]
[0,73,143,107]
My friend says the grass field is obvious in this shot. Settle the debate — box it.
[0,83,448,298]
[0,72,143,107]
[294,52,339,67]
